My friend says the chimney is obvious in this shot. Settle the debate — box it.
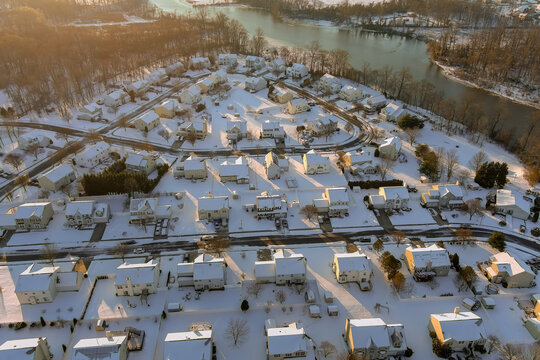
[105,331,113,339]
[454,306,460,314]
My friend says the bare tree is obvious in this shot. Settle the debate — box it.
[456,169,470,186]
[443,149,459,181]
[14,173,30,192]
[377,157,395,181]
[391,231,406,247]
[185,131,197,145]
[275,289,286,304]
[251,27,267,57]
[85,130,102,144]
[524,165,540,187]
[26,143,41,160]
[5,152,23,171]
[320,341,337,358]
[205,236,230,257]
[225,318,249,346]
[40,242,58,266]
[300,205,318,221]
[113,242,129,262]
[468,151,487,172]
[247,282,263,298]
[344,122,354,134]
[454,227,473,244]
[464,198,482,220]
[404,127,419,145]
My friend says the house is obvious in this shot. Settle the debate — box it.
[287,99,310,114]
[274,249,306,285]
[18,131,52,150]
[270,58,286,73]
[524,318,540,341]
[125,151,156,175]
[174,155,207,179]
[379,136,402,160]
[319,73,342,93]
[312,198,329,214]
[193,253,226,290]
[197,195,230,221]
[212,69,228,84]
[149,68,168,85]
[339,85,363,102]
[532,294,540,318]
[76,102,102,122]
[0,337,52,360]
[129,198,172,224]
[177,120,207,140]
[364,94,386,110]
[405,244,451,276]
[165,61,185,77]
[72,335,128,360]
[303,149,330,175]
[189,57,210,69]
[255,193,287,220]
[495,189,530,220]
[115,260,159,296]
[245,77,266,92]
[38,164,76,192]
[421,184,464,209]
[266,323,309,360]
[196,77,214,94]
[320,187,349,217]
[74,141,110,168]
[333,252,373,284]
[261,120,285,139]
[125,80,149,96]
[226,119,248,141]
[264,152,289,179]
[179,85,202,104]
[164,330,214,360]
[255,261,276,283]
[344,150,376,175]
[344,318,407,359]
[218,53,238,66]
[380,101,407,122]
[134,111,160,132]
[369,186,410,210]
[219,157,249,183]
[485,251,536,288]
[14,202,54,230]
[429,309,488,352]
[104,90,129,108]
[65,200,110,227]
[15,264,59,304]
[306,117,337,136]
[286,63,309,78]
[245,55,265,69]
[269,87,294,104]
[154,100,178,118]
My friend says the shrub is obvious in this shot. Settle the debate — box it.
[195,103,206,112]
[348,179,403,190]
[241,299,249,312]
[432,338,452,358]
[488,231,506,251]
[397,114,424,129]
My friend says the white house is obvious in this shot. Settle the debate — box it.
[264,152,289,180]
[287,98,310,114]
[197,195,230,221]
[306,117,337,135]
[421,184,464,209]
[286,63,309,78]
[38,164,76,192]
[65,200,110,227]
[339,85,363,102]
[333,252,372,284]
[322,187,349,217]
[154,100,178,118]
[245,77,266,92]
[75,141,110,168]
[0,337,52,360]
[104,90,129,108]
[379,136,402,160]
[319,73,342,93]
[267,323,309,360]
[149,69,169,85]
[76,102,102,122]
[255,193,287,220]
[245,55,265,69]
[134,111,160,132]
[174,155,207,179]
[15,264,60,304]
[485,251,536,288]
[274,249,306,285]
[303,149,330,175]
[125,80,150,96]
[344,318,407,359]
[177,254,226,290]
[179,85,202,104]
[177,120,207,140]
[380,101,407,122]
[165,61,184,77]
[495,189,530,220]
[72,335,128,360]
[270,58,286,73]
[163,330,214,360]
[405,244,451,276]
[269,87,293,104]
[129,198,172,224]
[369,186,410,210]
[189,57,210,69]
[429,309,488,352]
[226,119,248,141]
[364,94,386,110]
[18,131,52,150]
[261,120,285,139]
[218,53,238,66]
[212,69,228,84]
[115,260,159,296]
[219,157,250,183]
[344,149,376,175]
[125,151,157,175]
[14,202,54,230]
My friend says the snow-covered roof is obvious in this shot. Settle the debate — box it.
[106,90,127,101]
[303,150,329,165]
[191,57,209,64]
[41,164,74,183]
[246,55,264,62]
[81,102,101,113]
[15,264,59,293]
[164,331,212,360]
[321,73,341,85]
[340,85,361,95]
[291,63,308,71]
[125,153,150,169]
[267,326,306,356]
[434,184,464,199]
[182,85,201,97]
[0,338,47,357]
[431,311,487,342]
[65,200,95,217]
[367,94,386,105]
[226,119,247,133]
[193,254,225,281]
[495,189,530,213]
[245,76,265,87]
[198,196,229,211]
[220,157,249,179]
[255,261,275,279]
[72,336,127,360]
[334,252,371,272]
[346,150,373,164]
[130,198,157,213]
[380,186,409,201]
[491,252,535,277]
[256,194,285,211]
[274,250,306,276]
[262,120,282,131]
[137,111,160,125]
[383,101,403,116]
[406,245,450,269]
[348,318,391,349]
[115,260,158,286]
[155,99,176,111]
[380,136,402,152]
[326,187,349,204]
[289,98,308,106]
[183,156,206,171]
[219,53,237,61]
[272,58,285,66]
[78,141,109,160]
[14,202,51,219]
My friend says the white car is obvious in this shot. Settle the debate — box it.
[133,248,144,254]
[440,213,447,221]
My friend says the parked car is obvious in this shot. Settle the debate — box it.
[428,208,438,216]
[498,220,507,226]
[531,227,540,237]
[440,213,447,221]
[133,248,144,254]
[520,224,526,233]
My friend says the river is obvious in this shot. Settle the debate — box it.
[152,0,537,130]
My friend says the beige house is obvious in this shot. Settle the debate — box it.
[38,164,76,192]
[219,157,249,183]
[125,151,157,175]
[14,202,54,230]
[104,90,129,108]
[344,149,377,175]
[72,335,128,360]
[65,200,110,227]
[369,186,410,210]
[324,187,349,217]
[0,337,52,360]
[245,77,266,92]
[189,57,210,69]
[344,318,407,359]
[267,322,309,360]
[405,245,451,276]
[115,260,160,296]
[333,252,372,284]
[269,88,293,104]
[177,120,207,140]
[379,136,402,160]
[421,184,464,209]
[319,73,342,93]
[125,80,149,96]
[274,249,306,285]
[339,85,363,102]
[134,111,160,132]
[306,117,337,135]
[165,61,184,77]
[265,152,289,180]
[76,102,102,122]
[164,330,214,360]
[196,77,215,94]
[226,119,247,141]
[429,309,488,352]
[287,99,310,114]
[303,150,330,175]
[485,252,536,288]
[129,198,172,224]
[154,100,177,118]
[179,85,202,104]
[197,196,230,221]
[174,155,207,179]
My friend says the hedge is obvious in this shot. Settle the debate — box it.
[348,179,403,190]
